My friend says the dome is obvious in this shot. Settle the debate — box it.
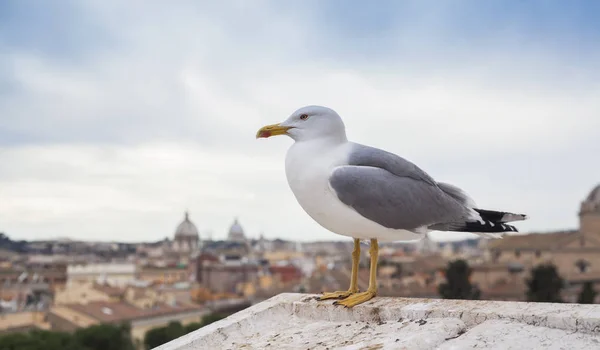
[580,184,600,215]
[586,184,600,205]
[228,218,246,242]
[174,212,199,238]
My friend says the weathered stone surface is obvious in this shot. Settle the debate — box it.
[154,293,600,350]
[438,320,600,350]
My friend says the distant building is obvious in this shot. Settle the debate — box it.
[0,264,67,288]
[49,279,205,345]
[137,266,190,284]
[136,212,202,269]
[227,218,246,243]
[0,311,49,335]
[194,252,260,295]
[66,263,136,287]
[48,301,205,345]
[415,233,438,254]
[54,281,123,305]
[483,183,600,302]
[0,264,65,313]
[172,212,200,253]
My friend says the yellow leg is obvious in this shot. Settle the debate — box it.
[320,238,361,300]
[335,239,378,307]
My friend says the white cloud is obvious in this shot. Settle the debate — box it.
[0,143,310,241]
[1,1,599,242]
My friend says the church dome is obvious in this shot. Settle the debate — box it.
[580,184,600,215]
[586,184,600,205]
[174,212,199,238]
[228,218,246,242]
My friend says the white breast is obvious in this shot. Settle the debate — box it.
[285,141,344,226]
[284,140,423,242]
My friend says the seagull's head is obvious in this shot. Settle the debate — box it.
[256,105,347,142]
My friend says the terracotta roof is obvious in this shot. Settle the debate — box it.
[411,255,447,271]
[472,262,521,272]
[63,301,202,323]
[50,306,98,328]
[481,286,526,300]
[198,252,219,262]
[126,286,151,299]
[269,265,303,283]
[92,283,124,298]
[487,231,579,251]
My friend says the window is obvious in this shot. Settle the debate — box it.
[575,259,590,273]
[493,251,501,262]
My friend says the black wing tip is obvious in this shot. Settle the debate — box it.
[429,220,520,234]
[463,221,519,233]
[474,209,528,223]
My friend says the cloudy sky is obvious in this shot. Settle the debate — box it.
[1,1,599,243]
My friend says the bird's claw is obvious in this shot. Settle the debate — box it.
[333,290,376,307]
[319,290,358,300]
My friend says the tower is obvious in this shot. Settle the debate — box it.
[579,184,600,242]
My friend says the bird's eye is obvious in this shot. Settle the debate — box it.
[299,114,309,120]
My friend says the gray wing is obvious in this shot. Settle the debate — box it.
[330,144,470,230]
[347,143,437,186]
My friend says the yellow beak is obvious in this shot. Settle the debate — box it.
[256,123,292,139]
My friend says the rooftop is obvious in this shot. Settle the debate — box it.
[156,293,600,350]
[486,230,579,251]
[67,263,136,274]
[59,301,203,324]
[0,311,50,332]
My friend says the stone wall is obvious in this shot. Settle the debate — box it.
[154,293,600,350]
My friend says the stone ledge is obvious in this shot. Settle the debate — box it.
[154,293,600,349]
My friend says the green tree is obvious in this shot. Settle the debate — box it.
[0,332,39,350]
[526,264,564,303]
[74,322,135,350]
[438,259,481,300]
[183,322,203,333]
[577,281,597,304]
[0,330,78,350]
[200,313,227,327]
[143,313,231,349]
[144,321,186,349]
[0,323,134,350]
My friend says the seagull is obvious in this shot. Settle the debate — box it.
[256,105,527,307]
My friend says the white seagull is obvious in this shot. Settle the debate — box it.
[256,105,527,307]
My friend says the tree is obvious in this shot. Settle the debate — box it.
[184,322,203,333]
[577,281,597,304]
[438,259,481,300]
[0,323,134,350]
[143,313,231,349]
[74,322,135,350]
[0,332,43,350]
[0,330,79,350]
[199,313,227,327]
[144,321,186,349]
[526,264,564,303]
[0,233,28,253]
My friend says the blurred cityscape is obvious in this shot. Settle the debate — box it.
[1,183,598,348]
